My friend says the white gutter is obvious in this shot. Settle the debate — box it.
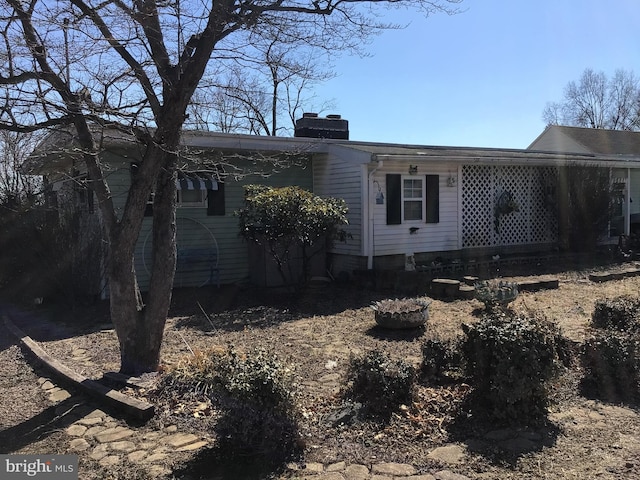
[371,153,640,169]
[367,159,383,269]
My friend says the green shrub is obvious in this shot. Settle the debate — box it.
[346,349,416,419]
[421,337,461,383]
[157,346,301,462]
[592,296,640,332]
[581,330,640,404]
[461,312,562,425]
[213,347,301,460]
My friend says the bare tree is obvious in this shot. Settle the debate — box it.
[0,130,41,207]
[543,68,640,130]
[0,0,462,375]
[187,31,336,135]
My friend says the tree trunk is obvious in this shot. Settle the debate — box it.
[105,142,178,375]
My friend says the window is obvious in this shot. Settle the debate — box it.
[177,189,207,207]
[386,173,439,225]
[402,177,423,221]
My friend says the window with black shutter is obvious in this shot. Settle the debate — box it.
[385,173,439,224]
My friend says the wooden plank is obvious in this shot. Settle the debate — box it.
[3,316,154,421]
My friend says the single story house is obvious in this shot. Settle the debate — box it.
[25,119,640,297]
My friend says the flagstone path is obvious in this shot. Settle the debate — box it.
[37,374,472,480]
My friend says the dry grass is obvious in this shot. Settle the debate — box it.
[5,259,640,478]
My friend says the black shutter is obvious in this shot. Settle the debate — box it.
[425,174,439,223]
[386,174,401,225]
[207,182,225,216]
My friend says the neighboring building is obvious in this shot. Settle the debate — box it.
[530,125,640,238]
[25,121,640,297]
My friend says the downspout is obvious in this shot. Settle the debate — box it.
[367,158,383,269]
[626,167,631,235]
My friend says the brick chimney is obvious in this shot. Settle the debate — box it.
[294,113,349,140]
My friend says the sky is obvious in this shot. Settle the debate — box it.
[312,0,640,149]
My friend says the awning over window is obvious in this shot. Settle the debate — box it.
[176,171,218,191]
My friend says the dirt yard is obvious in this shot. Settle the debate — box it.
[2,260,640,479]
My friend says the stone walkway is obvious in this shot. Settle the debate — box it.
[38,377,209,477]
[38,374,473,479]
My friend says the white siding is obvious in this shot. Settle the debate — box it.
[313,152,365,256]
[371,161,459,256]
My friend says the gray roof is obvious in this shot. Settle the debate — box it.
[532,125,640,155]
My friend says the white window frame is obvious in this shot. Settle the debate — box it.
[177,189,207,208]
[401,176,424,222]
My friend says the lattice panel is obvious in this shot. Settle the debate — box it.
[461,165,493,248]
[461,165,558,248]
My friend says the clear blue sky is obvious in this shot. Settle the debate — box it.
[313,0,640,149]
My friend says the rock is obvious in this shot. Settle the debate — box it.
[427,445,465,464]
[69,438,90,451]
[144,453,168,463]
[89,444,110,461]
[176,440,208,452]
[434,471,471,480]
[109,441,136,452]
[98,455,120,467]
[66,424,88,437]
[94,427,134,443]
[165,433,200,448]
[327,461,346,472]
[75,417,103,426]
[304,462,324,472]
[49,389,71,402]
[127,450,147,463]
[372,462,417,476]
[325,402,362,427]
[343,464,370,480]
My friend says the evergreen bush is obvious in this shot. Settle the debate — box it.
[213,347,301,460]
[346,349,416,419]
[421,337,461,383]
[581,330,640,404]
[461,312,562,425]
[158,346,301,461]
[592,296,640,332]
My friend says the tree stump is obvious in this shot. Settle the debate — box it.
[458,285,475,300]
[431,279,460,299]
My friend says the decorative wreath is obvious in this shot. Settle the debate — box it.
[494,191,519,233]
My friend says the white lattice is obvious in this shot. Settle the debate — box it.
[461,165,557,248]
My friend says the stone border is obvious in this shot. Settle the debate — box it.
[430,276,559,300]
[589,267,640,283]
[3,315,154,421]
